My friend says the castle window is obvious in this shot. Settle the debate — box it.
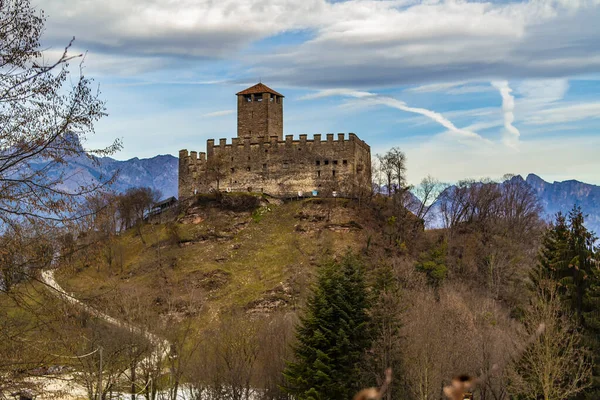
[231,156,234,161]
[343,160,348,165]
[332,170,336,176]
[256,95,263,102]
[247,166,251,171]
[265,149,268,153]
[248,156,251,160]
[245,95,252,102]
[231,167,235,173]
[283,162,289,169]
[270,95,274,102]
[333,160,338,165]
[263,163,267,170]
[316,160,320,166]
[324,160,329,165]
[277,97,281,104]
[317,170,321,177]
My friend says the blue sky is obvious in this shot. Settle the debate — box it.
[39,0,600,185]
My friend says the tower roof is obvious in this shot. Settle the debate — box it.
[236,83,284,97]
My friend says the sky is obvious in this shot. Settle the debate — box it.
[38,0,600,185]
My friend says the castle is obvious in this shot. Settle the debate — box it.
[178,83,372,199]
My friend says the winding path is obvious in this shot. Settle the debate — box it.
[41,269,170,363]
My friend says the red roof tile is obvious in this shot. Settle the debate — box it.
[236,83,284,97]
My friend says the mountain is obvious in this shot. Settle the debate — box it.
[50,152,179,200]
[422,174,600,235]
[526,173,600,234]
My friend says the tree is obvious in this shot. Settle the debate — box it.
[364,264,404,400]
[375,148,407,197]
[508,281,591,400]
[411,175,446,225]
[415,239,448,289]
[536,207,600,398]
[205,152,227,191]
[386,147,407,194]
[284,254,371,399]
[0,0,119,231]
[116,187,161,243]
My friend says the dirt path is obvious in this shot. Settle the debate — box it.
[40,269,170,365]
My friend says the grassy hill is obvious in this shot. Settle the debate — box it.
[56,194,373,330]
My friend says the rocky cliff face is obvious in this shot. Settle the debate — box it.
[526,174,600,234]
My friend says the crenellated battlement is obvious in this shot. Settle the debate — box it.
[203,133,367,150]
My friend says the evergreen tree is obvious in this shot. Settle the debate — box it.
[535,212,570,282]
[283,254,371,400]
[536,205,599,399]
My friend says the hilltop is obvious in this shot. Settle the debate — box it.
[55,194,375,327]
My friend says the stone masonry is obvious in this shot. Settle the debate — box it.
[179,83,371,199]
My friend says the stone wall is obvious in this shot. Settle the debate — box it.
[179,133,371,199]
[237,93,283,141]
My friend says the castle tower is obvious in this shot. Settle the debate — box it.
[236,83,284,141]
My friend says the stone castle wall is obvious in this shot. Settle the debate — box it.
[179,133,371,199]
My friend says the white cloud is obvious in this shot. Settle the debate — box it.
[404,81,470,93]
[299,88,374,100]
[202,110,234,118]
[492,81,520,147]
[516,79,570,105]
[524,102,600,125]
[39,0,600,85]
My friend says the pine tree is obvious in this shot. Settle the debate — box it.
[535,212,570,282]
[283,254,371,400]
[583,266,600,399]
[536,206,599,399]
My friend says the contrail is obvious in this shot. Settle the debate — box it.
[491,81,520,148]
[302,89,486,142]
[373,96,485,142]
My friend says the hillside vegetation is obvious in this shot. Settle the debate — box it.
[3,186,598,400]
[57,194,373,328]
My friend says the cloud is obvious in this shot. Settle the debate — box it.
[39,0,600,85]
[492,81,520,147]
[202,110,234,118]
[524,102,600,125]
[404,81,470,94]
[299,88,374,100]
[404,81,492,95]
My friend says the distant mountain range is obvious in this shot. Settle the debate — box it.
[56,152,599,234]
[525,173,600,235]
[49,152,179,200]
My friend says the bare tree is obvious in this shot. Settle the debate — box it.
[205,152,227,191]
[412,175,447,224]
[0,0,120,232]
[508,281,591,400]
